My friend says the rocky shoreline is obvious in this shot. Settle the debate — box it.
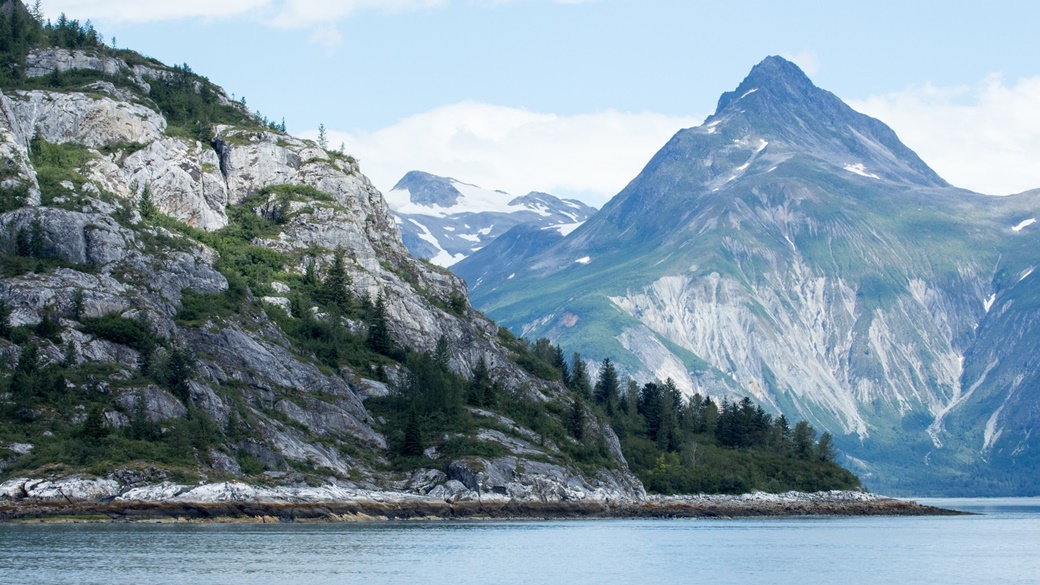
[0,477,962,522]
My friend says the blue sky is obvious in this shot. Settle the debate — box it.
[41,0,1040,206]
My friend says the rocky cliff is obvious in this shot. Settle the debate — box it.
[0,11,644,507]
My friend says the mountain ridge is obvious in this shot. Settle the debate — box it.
[464,56,1040,495]
[387,170,595,266]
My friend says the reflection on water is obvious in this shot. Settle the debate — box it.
[0,499,1038,585]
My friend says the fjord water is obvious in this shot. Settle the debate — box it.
[2,500,1038,585]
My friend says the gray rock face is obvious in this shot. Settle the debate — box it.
[25,48,127,79]
[116,385,188,421]
[5,90,166,148]
[122,138,229,231]
[445,456,643,503]
[0,97,40,205]
[0,207,132,267]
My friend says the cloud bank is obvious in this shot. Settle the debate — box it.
[317,102,700,207]
[851,75,1040,195]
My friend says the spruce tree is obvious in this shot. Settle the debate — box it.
[568,398,586,440]
[320,248,351,312]
[434,335,451,370]
[367,294,394,356]
[569,353,592,399]
[594,358,619,416]
[401,409,424,458]
[467,355,492,407]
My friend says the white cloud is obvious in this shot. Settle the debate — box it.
[39,0,271,23]
[851,74,1040,195]
[312,102,699,207]
[267,0,446,29]
[307,23,343,49]
[782,50,819,76]
[41,0,566,26]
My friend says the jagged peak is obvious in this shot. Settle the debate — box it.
[714,56,826,116]
[702,55,948,188]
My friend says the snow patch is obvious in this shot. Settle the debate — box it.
[983,293,996,313]
[1020,267,1034,282]
[477,225,494,236]
[739,88,759,100]
[544,222,583,237]
[1012,218,1036,232]
[407,218,465,267]
[843,163,880,179]
[575,256,591,265]
[507,273,515,280]
[390,180,520,217]
[458,233,480,242]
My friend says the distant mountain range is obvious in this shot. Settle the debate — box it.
[386,171,596,267]
[461,56,1040,495]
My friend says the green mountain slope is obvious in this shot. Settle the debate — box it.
[466,56,1040,495]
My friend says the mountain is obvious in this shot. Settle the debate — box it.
[0,2,646,505]
[387,171,595,267]
[465,56,1040,495]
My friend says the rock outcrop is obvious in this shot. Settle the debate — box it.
[0,474,952,521]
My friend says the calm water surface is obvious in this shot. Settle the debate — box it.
[1,498,1038,585]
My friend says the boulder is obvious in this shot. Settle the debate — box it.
[117,385,188,421]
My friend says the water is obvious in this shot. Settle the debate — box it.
[1,499,1038,585]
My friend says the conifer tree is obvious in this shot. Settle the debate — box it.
[434,335,451,370]
[319,248,351,312]
[594,358,620,416]
[467,355,493,407]
[569,352,592,399]
[401,409,424,458]
[568,398,586,440]
[367,294,394,356]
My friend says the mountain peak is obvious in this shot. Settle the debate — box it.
[714,56,818,115]
[702,55,948,188]
[390,170,464,207]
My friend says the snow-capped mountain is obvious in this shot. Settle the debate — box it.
[463,56,1040,495]
[386,171,596,267]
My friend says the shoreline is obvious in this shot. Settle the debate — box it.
[0,486,965,523]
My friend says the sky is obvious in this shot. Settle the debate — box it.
[37,0,1040,207]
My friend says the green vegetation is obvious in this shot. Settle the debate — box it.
[0,7,286,138]
[0,326,224,480]
[604,376,859,494]
[0,9,104,89]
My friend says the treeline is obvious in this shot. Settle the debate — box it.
[0,6,285,138]
[0,6,104,85]
[499,341,860,494]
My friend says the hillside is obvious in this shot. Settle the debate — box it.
[0,0,643,502]
[465,56,1040,495]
